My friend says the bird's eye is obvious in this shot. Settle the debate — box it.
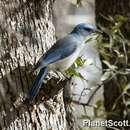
[84,28,91,31]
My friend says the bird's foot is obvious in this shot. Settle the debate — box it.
[54,71,66,83]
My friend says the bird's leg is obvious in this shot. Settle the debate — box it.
[55,71,65,83]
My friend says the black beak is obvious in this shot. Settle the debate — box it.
[95,29,103,34]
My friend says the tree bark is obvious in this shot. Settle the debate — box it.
[0,0,66,130]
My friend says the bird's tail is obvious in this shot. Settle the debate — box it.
[25,67,48,104]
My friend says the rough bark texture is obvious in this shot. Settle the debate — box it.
[0,0,66,130]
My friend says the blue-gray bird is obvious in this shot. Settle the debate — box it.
[25,23,98,103]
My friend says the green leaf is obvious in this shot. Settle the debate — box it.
[75,57,86,67]
[65,68,88,81]
[66,68,82,77]
[114,15,128,22]
[101,71,112,81]
[96,100,103,109]
[85,37,93,43]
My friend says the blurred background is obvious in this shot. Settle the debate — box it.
[53,0,95,38]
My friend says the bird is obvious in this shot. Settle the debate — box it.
[25,23,99,104]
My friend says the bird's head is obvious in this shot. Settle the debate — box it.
[71,23,100,38]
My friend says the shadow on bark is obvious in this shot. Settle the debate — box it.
[0,65,67,129]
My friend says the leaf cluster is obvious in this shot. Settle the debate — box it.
[97,15,130,119]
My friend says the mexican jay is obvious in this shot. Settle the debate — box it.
[25,23,98,103]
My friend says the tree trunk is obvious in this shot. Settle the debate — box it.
[96,0,130,130]
[0,0,66,130]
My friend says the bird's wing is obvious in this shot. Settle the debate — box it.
[34,35,78,70]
